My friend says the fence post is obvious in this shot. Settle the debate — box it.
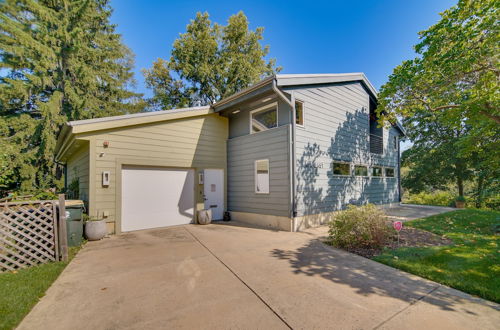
[58,194,69,262]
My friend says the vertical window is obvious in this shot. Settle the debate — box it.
[255,159,270,194]
[354,165,368,176]
[385,167,395,177]
[393,136,398,150]
[251,104,277,134]
[371,166,383,177]
[295,100,304,126]
[332,162,351,176]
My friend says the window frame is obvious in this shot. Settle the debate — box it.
[249,102,278,134]
[254,159,270,194]
[371,166,384,177]
[332,161,352,177]
[354,164,369,177]
[295,99,305,128]
[384,167,395,178]
[393,136,398,150]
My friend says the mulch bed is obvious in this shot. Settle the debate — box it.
[343,227,453,259]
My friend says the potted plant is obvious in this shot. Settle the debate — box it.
[455,195,466,209]
[83,214,107,241]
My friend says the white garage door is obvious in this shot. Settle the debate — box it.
[121,166,195,232]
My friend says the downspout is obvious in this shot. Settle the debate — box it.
[272,79,297,230]
[397,137,402,203]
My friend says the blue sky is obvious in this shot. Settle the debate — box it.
[110,0,456,97]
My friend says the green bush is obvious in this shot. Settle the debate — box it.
[328,204,392,249]
[403,191,455,207]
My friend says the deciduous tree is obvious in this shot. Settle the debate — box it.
[143,11,280,110]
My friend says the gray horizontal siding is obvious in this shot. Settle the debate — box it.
[227,125,290,216]
[288,82,400,216]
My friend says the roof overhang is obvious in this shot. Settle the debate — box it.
[55,106,212,161]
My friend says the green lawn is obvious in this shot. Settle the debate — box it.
[0,247,80,330]
[374,209,500,303]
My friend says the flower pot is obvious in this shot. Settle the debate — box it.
[85,220,107,241]
[455,201,465,209]
[197,209,212,225]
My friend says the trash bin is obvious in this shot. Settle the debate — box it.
[65,200,85,247]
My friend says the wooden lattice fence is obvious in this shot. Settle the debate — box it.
[0,200,62,272]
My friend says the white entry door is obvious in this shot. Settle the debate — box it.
[121,166,194,232]
[203,169,224,220]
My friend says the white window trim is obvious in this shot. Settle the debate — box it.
[384,166,396,178]
[353,164,369,177]
[254,159,270,194]
[295,99,305,128]
[332,161,352,177]
[371,165,384,178]
[249,102,278,134]
[393,136,398,151]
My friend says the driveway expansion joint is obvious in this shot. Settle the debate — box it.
[183,226,293,329]
[372,285,441,329]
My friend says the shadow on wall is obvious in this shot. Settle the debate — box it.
[270,239,496,312]
[296,109,373,216]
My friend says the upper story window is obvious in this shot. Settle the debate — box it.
[393,136,398,150]
[295,100,304,126]
[369,99,383,154]
[385,167,395,177]
[333,162,351,176]
[250,104,277,134]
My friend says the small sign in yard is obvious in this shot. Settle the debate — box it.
[393,221,403,246]
[393,221,403,232]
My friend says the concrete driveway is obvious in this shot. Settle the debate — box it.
[383,204,455,222]
[19,223,499,329]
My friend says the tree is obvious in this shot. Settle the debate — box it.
[0,0,144,195]
[378,0,499,204]
[143,11,280,110]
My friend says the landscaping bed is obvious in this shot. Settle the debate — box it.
[348,227,453,258]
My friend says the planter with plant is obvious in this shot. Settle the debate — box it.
[83,214,107,241]
[455,195,466,209]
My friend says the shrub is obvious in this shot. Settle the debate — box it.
[328,204,392,250]
[403,191,455,207]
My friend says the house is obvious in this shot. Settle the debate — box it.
[55,73,405,234]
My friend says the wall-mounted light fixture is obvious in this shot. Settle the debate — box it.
[232,109,240,114]
[103,141,109,147]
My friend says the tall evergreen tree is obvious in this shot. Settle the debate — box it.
[0,0,144,195]
[143,11,280,110]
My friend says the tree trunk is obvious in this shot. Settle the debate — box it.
[475,175,484,208]
[457,176,464,197]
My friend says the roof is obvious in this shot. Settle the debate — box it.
[212,73,378,111]
[67,106,211,133]
[276,73,378,96]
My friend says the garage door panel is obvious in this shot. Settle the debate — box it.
[121,166,194,232]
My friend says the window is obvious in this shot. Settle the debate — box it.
[333,162,351,176]
[371,166,383,177]
[251,104,277,134]
[354,165,368,176]
[255,159,270,194]
[295,100,304,126]
[385,167,395,177]
[369,99,383,154]
[393,136,398,150]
